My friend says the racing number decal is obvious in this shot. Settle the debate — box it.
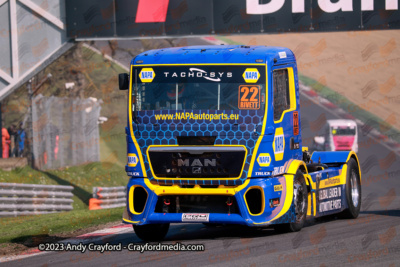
[293,111,299,136]
[238,85,260,110]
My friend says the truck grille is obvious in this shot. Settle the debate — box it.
[148,146,246,178]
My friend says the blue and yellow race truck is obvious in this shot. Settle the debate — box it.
[118,45,361,241]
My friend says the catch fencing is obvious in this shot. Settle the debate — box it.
[31,94,101,170]
[0,183,74,217]
[89,186,126,210]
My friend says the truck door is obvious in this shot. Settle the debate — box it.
[271,63,301,169]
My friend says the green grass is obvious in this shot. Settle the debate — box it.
[0,207,124,244]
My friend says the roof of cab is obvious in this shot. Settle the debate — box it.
[131,45,295,65]
[327,119,357,127]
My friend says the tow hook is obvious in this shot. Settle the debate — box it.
[163,199,170,213]
[226,197,233,215]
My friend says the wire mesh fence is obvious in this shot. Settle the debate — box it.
[31,94,101,170]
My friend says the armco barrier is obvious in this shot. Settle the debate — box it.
[0,183,74,217]
[89,186,126,210]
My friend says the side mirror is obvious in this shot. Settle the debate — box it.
[119,73,129,90]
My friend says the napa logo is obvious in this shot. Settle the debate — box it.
[243,68,260,83]
[128,153,138,167]
[257,153,271,167]
[139,68,155,83]
[273,127,285,161]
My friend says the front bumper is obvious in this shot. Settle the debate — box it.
[123,176,296,227]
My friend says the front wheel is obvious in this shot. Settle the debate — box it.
[274,170,308,233]
[339,158,361,219]
[133,223,170,241]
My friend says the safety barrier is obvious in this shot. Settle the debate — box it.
[89,186,126,210]
[0,183,74,217]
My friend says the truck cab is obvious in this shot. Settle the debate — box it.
[119,45,361,241]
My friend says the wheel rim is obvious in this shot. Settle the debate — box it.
[293,183,306,222]
[350,170,359,207]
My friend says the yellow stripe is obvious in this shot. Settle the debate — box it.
[286,159,308,174]
[346,151,362,183]
[248,64,268,176]
[123,218,140,224]
[319,173,346,189]
[144,177,251,195]
[313,192,316,216]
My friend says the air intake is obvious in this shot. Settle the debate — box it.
[133,187,148,214]
[245,187,264,215]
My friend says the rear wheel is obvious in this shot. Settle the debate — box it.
[339,158,361,219]
[133,223,169,241]
[274,170,308,232]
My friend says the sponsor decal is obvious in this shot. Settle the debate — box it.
[320,176,344,188]
[154,112,239,121]
[242,68,260,83]
[279,51,287,59]
[238,85,260,110]
[257,153,271,167]
[182,213,209,222]
[319,199,342,212]
[163,68,232,82]
[255,171,271,176]
[274,184,283,192]
[128,153,139,167]
[273,127,285,161]
[319,186,341,201]
[318,186,342,212]
[127,171,140,176]
[273,166,285,176]
[139,68,155,83]
[293,111,299,136]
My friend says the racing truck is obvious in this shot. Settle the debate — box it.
[118,45,362,241]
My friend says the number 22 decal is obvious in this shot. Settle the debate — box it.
[238,85,260,110]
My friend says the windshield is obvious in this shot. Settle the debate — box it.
[331,127,356,136]
[132,65,266,111]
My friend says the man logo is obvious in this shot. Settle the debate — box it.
[273,127,285,161]
[192,167,202,174]
[128,153,138,167]
[139,68,155,83]
[243,68,260,83]
[178,158,216,167]
[257,153,271,167]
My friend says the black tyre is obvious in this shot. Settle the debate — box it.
[133,223,169,241]
[274,170,308,233]
[339,158,361,219]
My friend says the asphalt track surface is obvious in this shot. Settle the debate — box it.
[5,38,400,266]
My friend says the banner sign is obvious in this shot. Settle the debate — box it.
[66,0,400,39]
